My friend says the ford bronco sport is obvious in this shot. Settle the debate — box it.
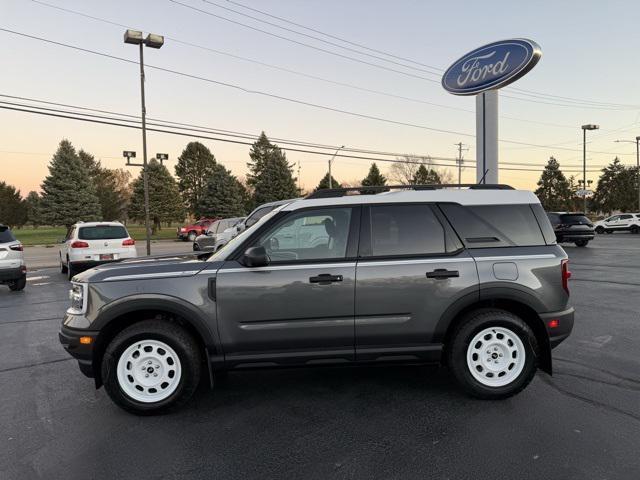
[59,185,574,414]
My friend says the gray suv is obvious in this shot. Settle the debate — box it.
[59,185,574,414]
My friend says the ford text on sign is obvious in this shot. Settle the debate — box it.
[442,39,541,96]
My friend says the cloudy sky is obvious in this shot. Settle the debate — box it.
[2,0,640,194]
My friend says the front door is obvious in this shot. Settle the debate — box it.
[216,206,359,367]
[354,204,479,362]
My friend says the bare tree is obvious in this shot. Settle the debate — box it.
[387,155,454,184]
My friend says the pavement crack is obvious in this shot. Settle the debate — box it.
[540,375,640,423]
[0,357,73,374]
[555,357,640,385]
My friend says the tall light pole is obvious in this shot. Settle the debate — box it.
[614,137,640,212]
[581,124,599,214]
[124,29,164,256]
[328,145,344,188]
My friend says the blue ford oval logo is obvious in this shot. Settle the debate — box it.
[442,39,542,96]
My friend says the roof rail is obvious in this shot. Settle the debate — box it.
[305,184,514,199]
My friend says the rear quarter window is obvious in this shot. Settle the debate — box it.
[439,203,547,248]
[78,225,128,240]
[0,227,16,243]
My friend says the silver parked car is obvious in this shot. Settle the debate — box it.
[193,217,245,252]
[0,224,26,291]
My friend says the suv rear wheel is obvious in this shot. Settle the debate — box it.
[447,309,538,399]
[575,239,589,247]
[8,274,26,291]
[102,320,202,415]
[60,254,68,274]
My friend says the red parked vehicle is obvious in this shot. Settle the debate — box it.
[176,218,219,242]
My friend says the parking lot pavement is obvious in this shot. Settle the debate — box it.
[1,234,639,479]
[23,240,195,269]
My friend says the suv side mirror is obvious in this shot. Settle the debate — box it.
[243,246,269,267]
[58,237,66,244]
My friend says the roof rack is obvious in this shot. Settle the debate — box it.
[305,184,514,199]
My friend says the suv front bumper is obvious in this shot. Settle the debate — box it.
[59,324,98,378]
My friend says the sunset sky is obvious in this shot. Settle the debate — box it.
[2,0,640,195]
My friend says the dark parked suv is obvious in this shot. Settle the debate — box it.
[59,185,574,414]
[547,212,595,247]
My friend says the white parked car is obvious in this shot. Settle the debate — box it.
[59,221,137,279]
[0,224,26,291]
[593,213,640,234]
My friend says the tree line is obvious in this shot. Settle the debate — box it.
[534,156,640,213]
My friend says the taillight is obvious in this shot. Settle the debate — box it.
[122,238,135,246]
[70,241,89,248]
[561,259,571,295]
[9,244,23,251]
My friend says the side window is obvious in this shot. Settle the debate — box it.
[66,227,75,241]
[620,215,632,220]
[246,207,272,227]
[441,204,546,248]
[256,208,352,262]
[366,205,446,257]
[608,216,620,221]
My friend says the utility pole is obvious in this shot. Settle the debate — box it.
[455,142,469,187]
[328,145,344,188]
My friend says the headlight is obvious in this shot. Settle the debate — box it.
[68,282,87,315]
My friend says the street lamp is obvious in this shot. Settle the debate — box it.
[614,137,640,212]
[328,145,344,188]
[124,29,164,256]
[581,124,599,214]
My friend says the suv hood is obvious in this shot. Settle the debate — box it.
[74,252,211,283]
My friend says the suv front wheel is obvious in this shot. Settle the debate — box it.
[102,320,202,415]
[447,309,538,399]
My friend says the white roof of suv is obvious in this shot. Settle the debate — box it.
[72,221,125,228]
[284,188,539,211]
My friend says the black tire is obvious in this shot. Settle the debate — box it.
[193,242,200,251]
[631,225,639,235]
[187,231,197,242]
[60,254,68,274]
[8,274,27,291]
[575,239,589,247]
[595,226,605,234]
[67,260,75,280]
[101,320,202,415]
[447,308,538,400]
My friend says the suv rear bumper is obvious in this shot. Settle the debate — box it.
[59,325,98,378]
[540,307,574,348]
[556,232,595,242]
[0,266,26,283]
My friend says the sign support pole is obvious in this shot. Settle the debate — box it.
[475,90,499,184]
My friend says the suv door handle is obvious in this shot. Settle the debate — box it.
[426,269,459,279]
[309,274,343,284]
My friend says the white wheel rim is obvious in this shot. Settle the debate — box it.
[116,339,182,403]
[466,326,526,387]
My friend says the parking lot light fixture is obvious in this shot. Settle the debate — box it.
[582,124,599,214]
[124,30,165,256]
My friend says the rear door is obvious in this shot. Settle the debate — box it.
[216,206,359,366]
[354,204,478,362]
[617,214,634,230]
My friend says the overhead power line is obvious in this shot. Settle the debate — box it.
[0,27,635,156]
[0,100,611,173]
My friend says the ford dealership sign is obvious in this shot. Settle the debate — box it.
[442,39,542,95]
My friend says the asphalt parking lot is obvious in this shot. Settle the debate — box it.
[1,235,639,479]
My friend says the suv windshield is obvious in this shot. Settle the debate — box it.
[78,225,128,240]
[0,226,16,243]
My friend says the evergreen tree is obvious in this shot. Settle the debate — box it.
[175,142,218,217]
[315,172,340,191]
[592,158,639,213]
[128,159,185,232]
[412,164,441,184]
[40,139,101,227]
[95,168,132,221]
[200,164,247,218]
[0,182,26,228]
[361,163,387,187]
[78,149,101,178]
[247,132,298,205]
[24,191,42,227]
[534,157,572,211]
